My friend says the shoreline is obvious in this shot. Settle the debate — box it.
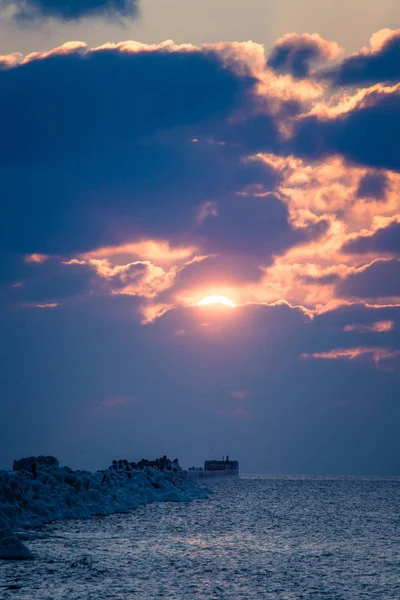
[0,456,209,560]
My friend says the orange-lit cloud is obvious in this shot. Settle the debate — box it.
[344,321,394,333]
[23,41,88,65]
[25,253,49,264]
[0,52,22,69]
[301,346,400,364]
[7,35,400,324]
[80,240,198,266]
[24,302,60,309]
[140,302,175,324]
[110,263,177,299]
[56,239,203,307]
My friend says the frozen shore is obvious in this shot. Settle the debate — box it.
[0,456,209,560]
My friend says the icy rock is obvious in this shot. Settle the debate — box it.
[13,456,59,472]
[0,536,34,560]
[0,515,10,530]
[0,528,14,541]
[162,491,184,502]
[0,457,209,550]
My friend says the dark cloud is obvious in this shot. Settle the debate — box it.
[197,194,305,258]
[0,257,93,307]
[291,86,400,171]
[338,259,400,298]
[267,33,339,79]
[195,193,329,267]
[356,171,388,200]
[150,302,310,359]
[304,304,400,357]
[220,113,281,152]
[22,261,94,302]
[0,46,253,164]
[311,303,400,333]
[2,0,139,22]
[343,221,400,255]
[321,29,400,86]
[0,44,270,256]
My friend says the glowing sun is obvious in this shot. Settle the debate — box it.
[197,295,236,307]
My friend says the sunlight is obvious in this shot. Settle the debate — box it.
[197,295,236,307]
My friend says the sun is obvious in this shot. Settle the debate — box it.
[197,295,236,307]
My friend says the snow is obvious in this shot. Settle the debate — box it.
[0,458,209,559]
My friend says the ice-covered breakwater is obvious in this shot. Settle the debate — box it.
[0,456,209,560]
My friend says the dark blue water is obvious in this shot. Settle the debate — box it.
[1,475,399,599]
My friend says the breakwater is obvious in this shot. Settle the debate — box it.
[0,456,209,560]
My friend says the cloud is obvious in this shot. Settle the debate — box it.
[301,346,400,365]
[343,221,400,255]
[344,320,394,333]
[0,41,267,255]
[1,36,400,321]
[29,302,59,308]
[267,33,340,79]
[309,302,400,335]
[108,262,177,299]
[292,84,400,171]
[81,240,198,266]
[15,260,94,305]
[2,0,139,22]
[1,42,255,165]
[321,29,400,86]
[338,259,400,299]
[25,253,50,264]
[152,302,311,350]
[196,193,327,259]
[356,171,389,200]
[0,52,22,69]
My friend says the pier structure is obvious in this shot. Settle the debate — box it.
[187,455,239,480]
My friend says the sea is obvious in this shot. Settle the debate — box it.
[1,475,399,599]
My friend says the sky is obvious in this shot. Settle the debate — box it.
[1,0,400,475]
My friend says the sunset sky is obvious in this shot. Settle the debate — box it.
[1,0,400,474]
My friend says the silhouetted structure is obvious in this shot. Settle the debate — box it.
[204,456,239,474]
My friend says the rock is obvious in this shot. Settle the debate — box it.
[1,457,209,532]
[0,515,10,530]
[0,536,34,560]
[0,527,14,540]
[0,585,22,590]
[162,491,183,502]
[13,456,59,472]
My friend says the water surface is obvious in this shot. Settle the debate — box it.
[1,475,399,599]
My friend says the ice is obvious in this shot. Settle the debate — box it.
[0,535,33,560]
[0,457,209,559]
